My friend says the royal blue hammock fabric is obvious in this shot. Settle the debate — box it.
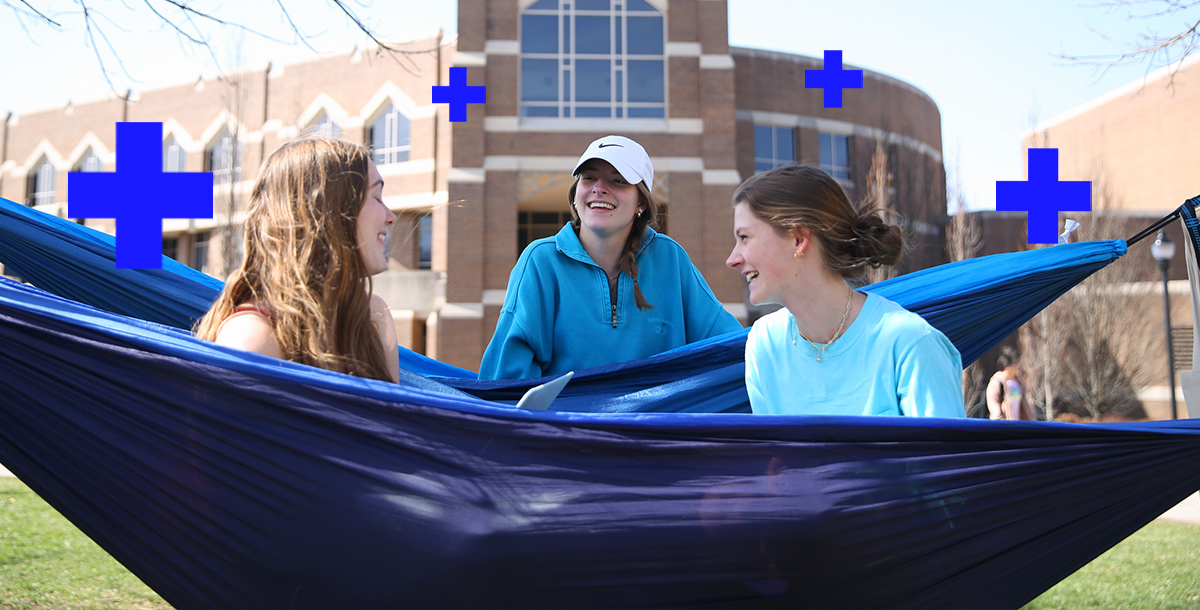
[2,275,1200,609]
[2,199,1196,609]
[0,197,1129,414]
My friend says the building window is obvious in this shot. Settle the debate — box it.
[163,237,179,261]
[72,149,103,173]
[819,133,851,181]
[520,0,665,119]
[205,130,241,185]
[754,126,795,173]
[163,136,186,172]
[192,231,210,274]
[369,104,410,164]
[519,210,572,253]
[418,214,433,270]
[310,112,341,138]
[26,157,56,207]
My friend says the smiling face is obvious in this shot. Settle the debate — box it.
[572,159,645,241]
[356,161,395,275]
[726,201,803,307]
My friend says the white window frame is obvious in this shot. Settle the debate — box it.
[369,104,411,165]
[192,231,211,274]
[820,132,852,181]
[311,112,342,139]
[28,157,56,207]
[205,130,242,184]
[754,125,796,173]
[73,149,103,173]
[519,0,666,119]
[164,137,186,173]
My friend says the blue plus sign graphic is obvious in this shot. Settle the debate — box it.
[804,50,864,109]
[69,122,212,268]
[433,67,487,122]
[996,148,1092,244]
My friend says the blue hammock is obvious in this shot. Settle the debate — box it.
[1,197,1199,609]
[0,197,1129,410]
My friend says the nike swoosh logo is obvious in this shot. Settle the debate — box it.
[598,143,623,148]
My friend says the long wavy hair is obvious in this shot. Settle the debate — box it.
[567,180,661,310]
[194,138,391,381]
[733,164,903,279]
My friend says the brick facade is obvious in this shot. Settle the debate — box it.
[1,0,946,373]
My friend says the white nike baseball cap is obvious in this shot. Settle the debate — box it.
[572,135,654,191]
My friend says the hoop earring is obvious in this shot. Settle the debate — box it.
[794,250,805,262]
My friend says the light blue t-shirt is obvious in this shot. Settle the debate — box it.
[745,293,965,417]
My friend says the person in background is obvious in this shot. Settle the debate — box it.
[726,164,964,417]
[480,135,743,380]
[988,346,1033,420]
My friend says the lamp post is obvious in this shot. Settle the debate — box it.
[1151,230,1178,420]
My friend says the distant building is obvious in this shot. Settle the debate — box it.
[1024,55,1200,213]
[0,0,946,372]
[1009,55,1200,419]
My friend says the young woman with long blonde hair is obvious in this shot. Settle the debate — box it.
[194,137,399,383]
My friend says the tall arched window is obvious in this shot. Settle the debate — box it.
[72,148,103,173]
[163,136,186,172]
[310,111,342,138]
[26,157,56,207]
[520,0,665,119]
[369,104,410,164]
[205,129,241,184]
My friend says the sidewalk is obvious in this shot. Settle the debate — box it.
[1157,492,1200,524]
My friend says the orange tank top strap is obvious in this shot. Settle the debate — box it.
[231,304,276,324]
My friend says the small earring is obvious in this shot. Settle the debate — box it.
[637,209,644,217]
[794,250,804,262]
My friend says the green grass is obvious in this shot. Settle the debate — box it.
[1,476,1198,609]
[1022,519,1200,610]
[0,477,171,610]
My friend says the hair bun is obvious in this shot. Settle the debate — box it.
[851,212,903,268]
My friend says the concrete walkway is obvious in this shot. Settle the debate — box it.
[1157,492,1200,524]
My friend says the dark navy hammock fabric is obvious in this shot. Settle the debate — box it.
[2,276,1200,610]
[2,198,1198,609]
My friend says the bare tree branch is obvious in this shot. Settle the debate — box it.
[78,0,137,95]
[6,0,454,97]
[1059,0,1200,90]
[275,0,319,54]
[16,0,59,26]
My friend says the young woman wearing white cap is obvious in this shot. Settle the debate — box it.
[480,135,743,380]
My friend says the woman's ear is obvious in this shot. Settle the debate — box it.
[791,225,812,253]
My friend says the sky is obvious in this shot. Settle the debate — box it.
[1,0,1193,212]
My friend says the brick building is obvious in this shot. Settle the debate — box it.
[999,55,1200,419]
[0,0,946,372]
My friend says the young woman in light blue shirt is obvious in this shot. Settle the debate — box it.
[726,165,964,417]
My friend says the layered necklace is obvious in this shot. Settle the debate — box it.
[792,289,855,363]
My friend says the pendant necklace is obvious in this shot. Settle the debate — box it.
[793,289,854,362]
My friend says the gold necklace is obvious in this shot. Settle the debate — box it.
[793,289,854,362]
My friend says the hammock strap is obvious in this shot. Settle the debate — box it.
[1126,206,1183,247]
